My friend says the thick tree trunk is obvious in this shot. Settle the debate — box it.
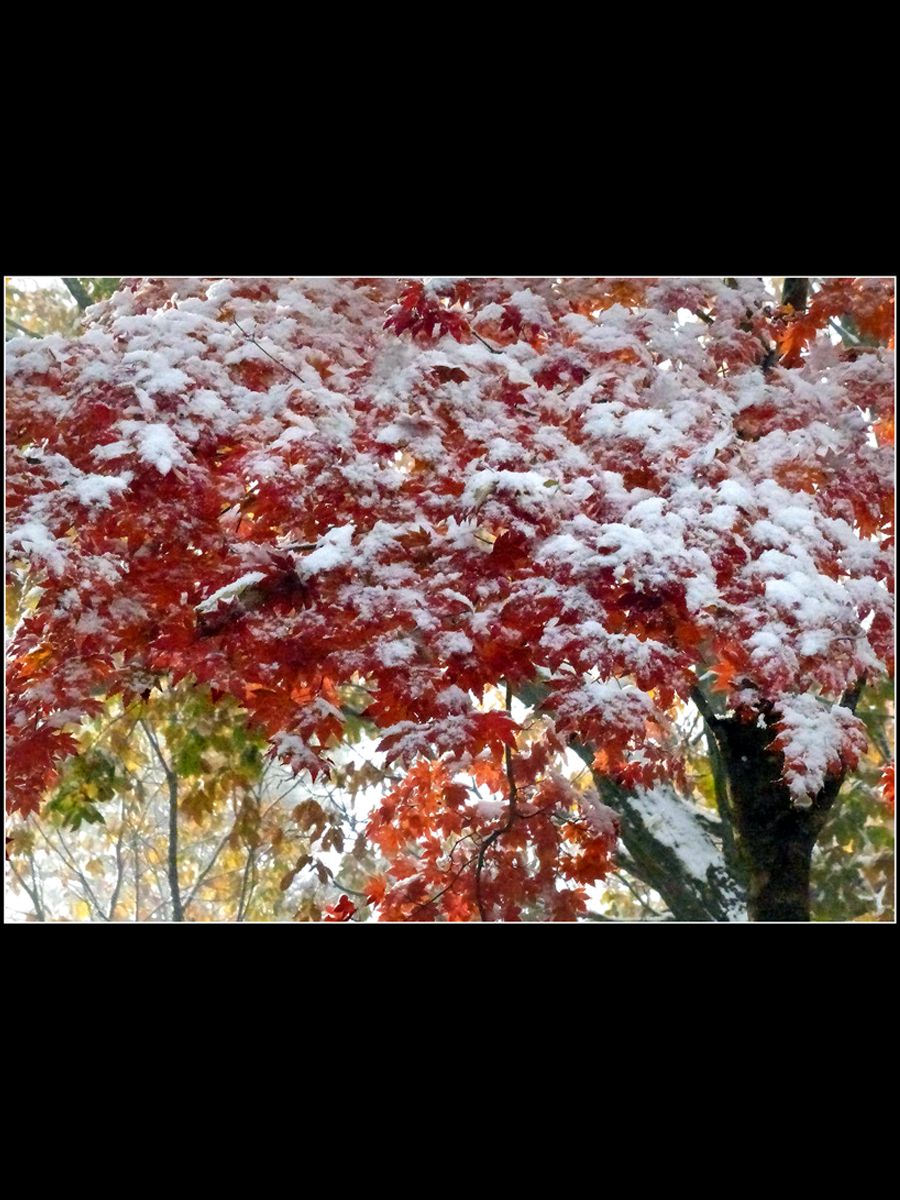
[704,677,864,921]
[708,713,836,921]
[716,716,815,919]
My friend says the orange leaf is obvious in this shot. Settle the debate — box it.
[707,658,738,694]
[874,414,894,446]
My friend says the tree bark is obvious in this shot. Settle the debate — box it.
[710,715,815,920]
[781,278,809,312]
[61,277,93,311]
[703,679,863,922]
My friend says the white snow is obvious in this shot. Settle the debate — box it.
[195,572,266,613]
[629,783,728,886]
[297,524,357,576]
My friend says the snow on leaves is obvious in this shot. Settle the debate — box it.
[5,277,894,909]
[383,280,469,344]
[770,695,869,805]
[376,709,519,768]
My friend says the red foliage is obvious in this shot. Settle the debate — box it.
[383,280,469,343]
[5,276,894,918]
[323,895,357,922]
[881,763,895,814]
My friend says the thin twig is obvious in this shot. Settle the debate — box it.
[232,318,305,381]
[7,857,46,920]
[471,330,503,354]
[401,853,480,922]
[614,871,661,918]
[183,829,234,917]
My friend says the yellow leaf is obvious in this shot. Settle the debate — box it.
[74,901,91,919]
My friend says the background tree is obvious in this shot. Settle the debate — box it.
[6,277,120,340]
[5,679,385,921]
[5,276,894,921]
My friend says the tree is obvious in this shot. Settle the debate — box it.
[5,678,379,921]
[5,276,894,921]
[5,277,120,340]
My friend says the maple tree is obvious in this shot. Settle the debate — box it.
[5,276,894,921]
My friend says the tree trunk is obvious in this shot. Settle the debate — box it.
[705,677,864,921]
[710,715,823,921]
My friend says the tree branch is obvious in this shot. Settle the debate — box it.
[513,682,744,920]
[183,829,233,918]
[690,683,721,729]
[232,318,304,381]
[61,277,94,312]
[782,278,809,312]
[140,719,184,921]
[6,316,41,338]
[7,857,46,921]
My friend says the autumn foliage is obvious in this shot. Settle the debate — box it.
[5,276,894,920]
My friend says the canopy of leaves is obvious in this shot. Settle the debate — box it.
[5,276,894,920]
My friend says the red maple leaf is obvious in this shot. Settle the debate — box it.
[323,895,357,922]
